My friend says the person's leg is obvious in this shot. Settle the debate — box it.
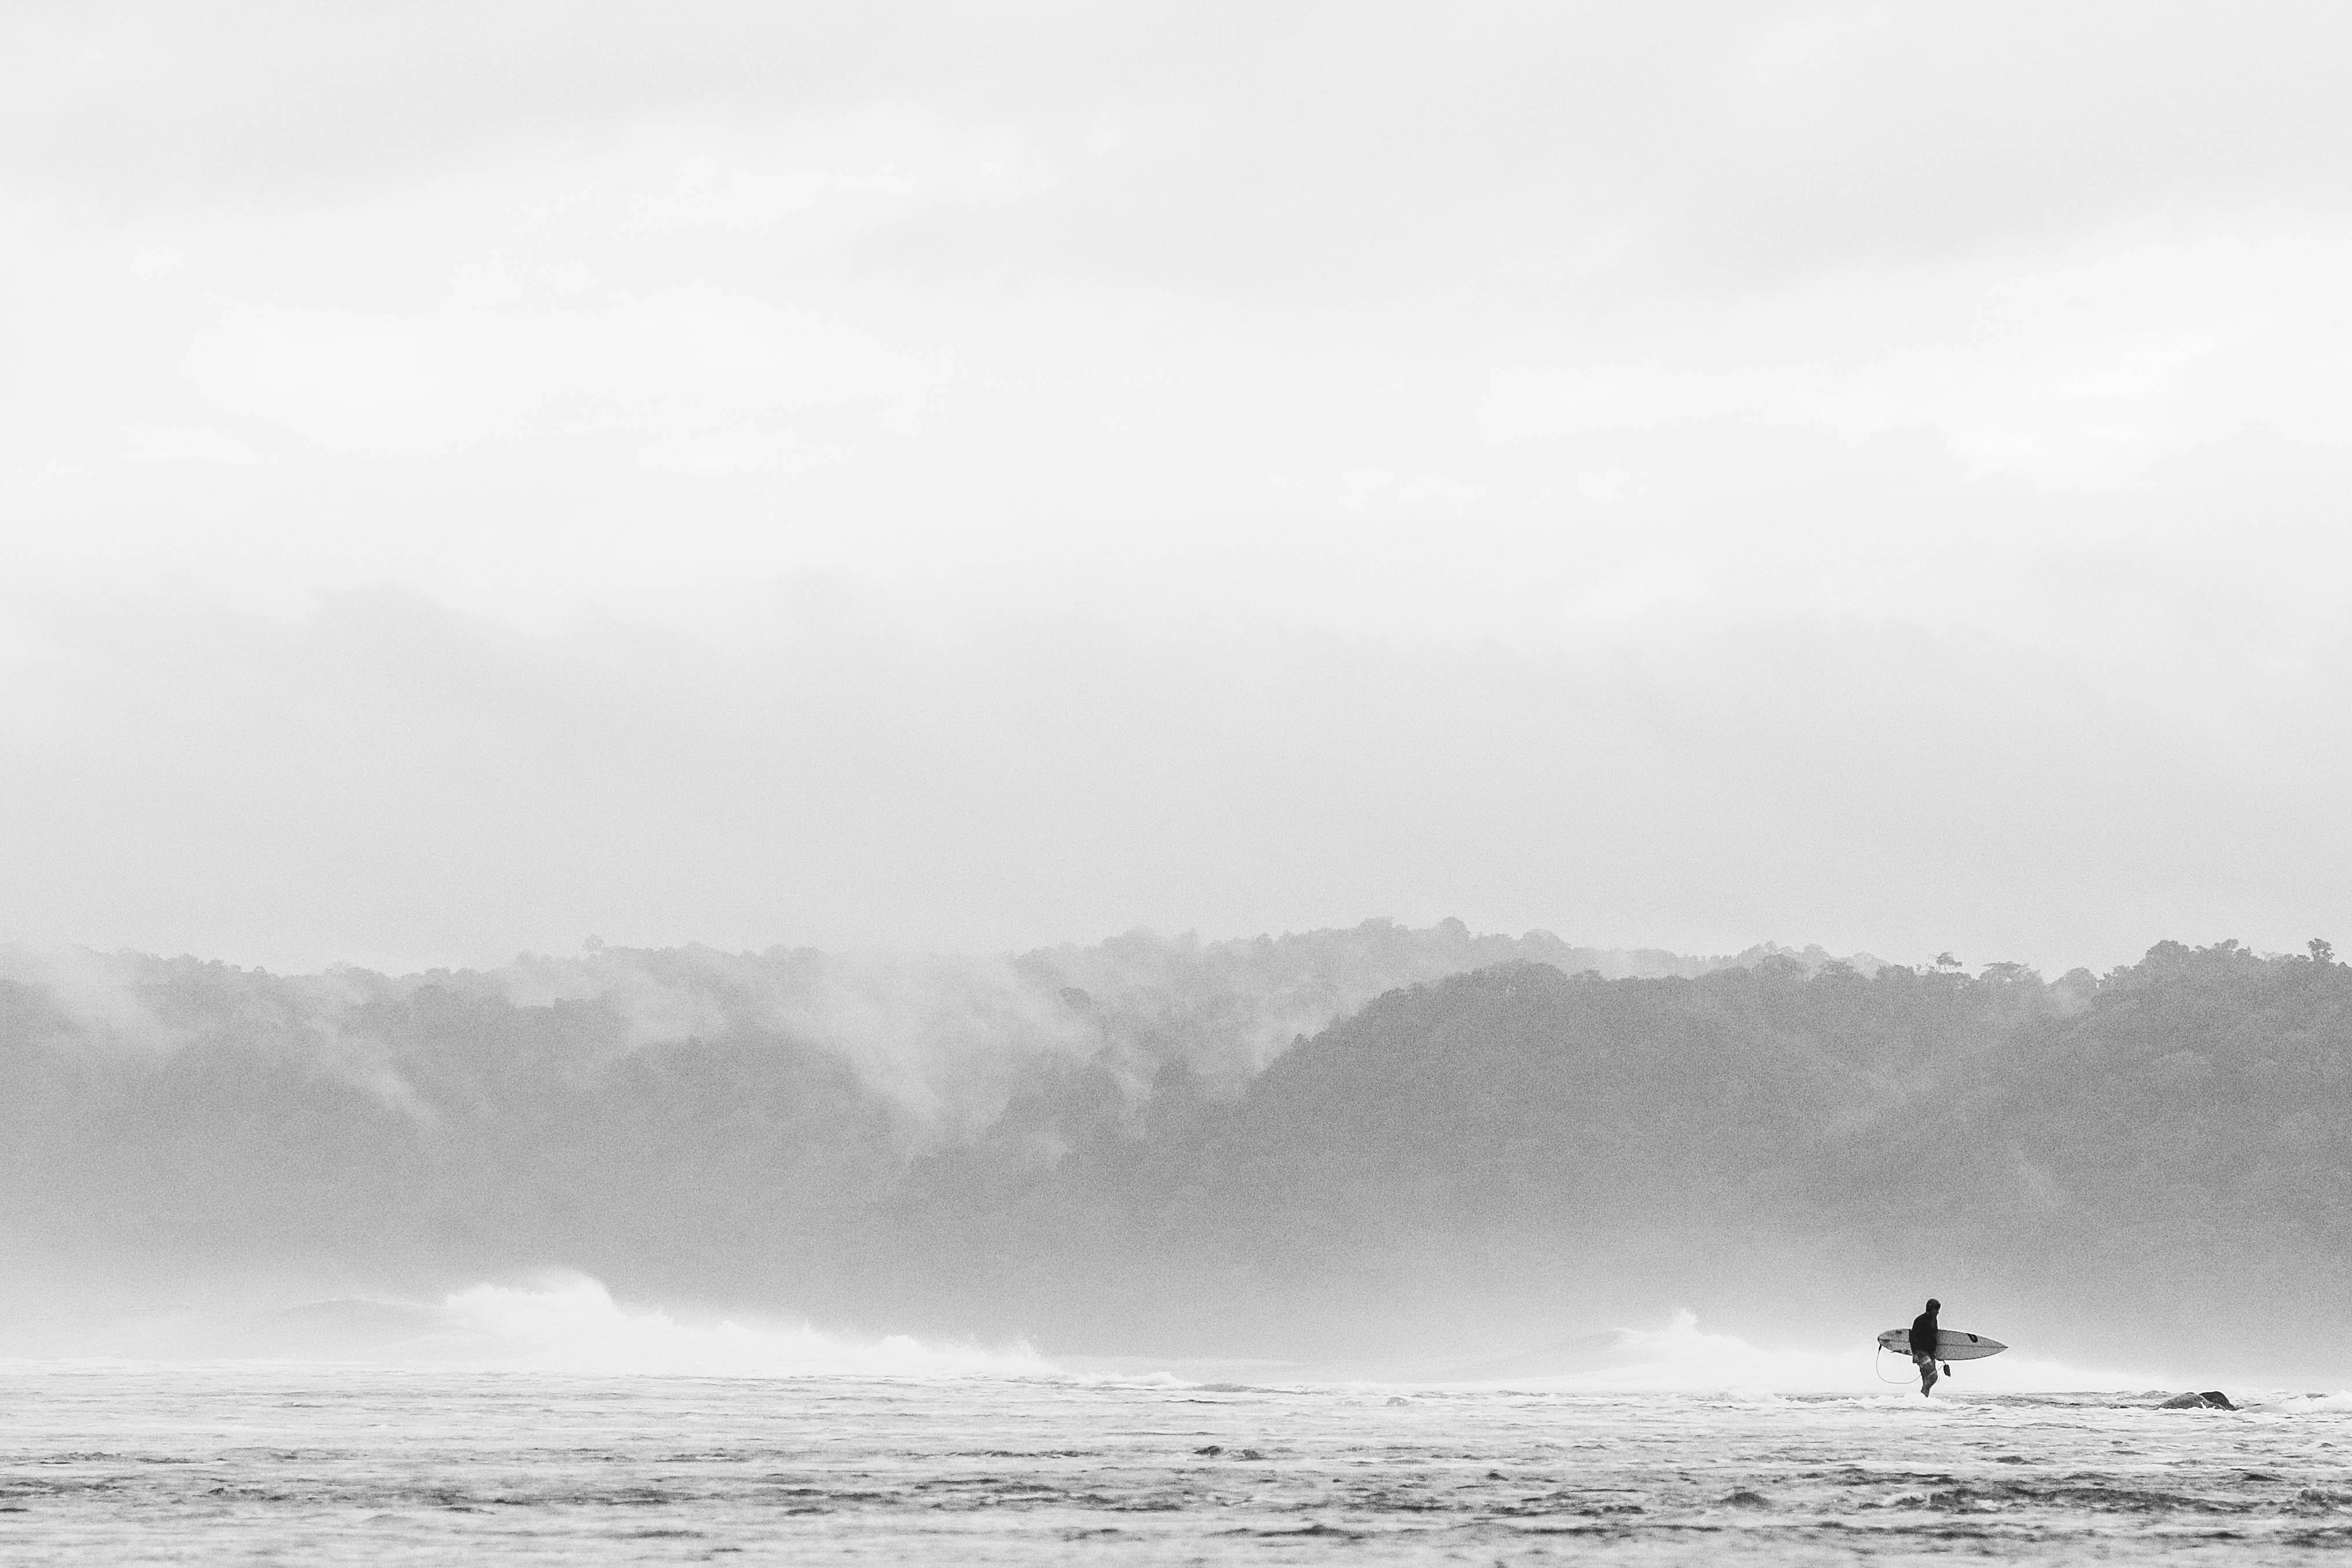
[1916,1354,1939,1396]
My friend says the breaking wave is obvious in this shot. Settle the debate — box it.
[9,1275,1057,1376]
[424,1277,1055,1377]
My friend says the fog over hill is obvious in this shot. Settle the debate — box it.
[3,923,2342,1380]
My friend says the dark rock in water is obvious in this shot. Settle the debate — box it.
[1237,1448,1267,1461]
[1192,1445,1223,1455]
[1723,1489,1771,1508]
[2159,1391,2236,1409]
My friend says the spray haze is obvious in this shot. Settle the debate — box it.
[2,925,2344,1384]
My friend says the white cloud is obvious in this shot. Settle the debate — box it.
[639,162,914,229]
[1742,7,1893,87]
[1481,220,2352,487]
[1574,469,1632,505]
[628,107,1053,233]
[122,422,264,465]
[636,425,845,479]
[1394,473,1485,507]
[183,286,945,459]
[126,244,186,278]
[1338,469,1485,513]
[1339,468,1394,509]
[1573,555,1712,621]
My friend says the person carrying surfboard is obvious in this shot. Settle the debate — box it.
[1910,1298,1948,1395]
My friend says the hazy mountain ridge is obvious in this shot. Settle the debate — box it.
[6,928,2340,1374]
[1088,942,2352,1367]
[0,921,1774,1294]
[0,919,1820,1128]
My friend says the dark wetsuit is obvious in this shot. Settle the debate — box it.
[1910,1307,1941,1365]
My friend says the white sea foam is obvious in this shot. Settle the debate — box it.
[2272,1391,2352,1412]
[425,1275,1054,1378]
[1463,1309,2168,1395]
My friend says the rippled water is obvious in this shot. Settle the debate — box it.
[5,1369,2350,1562]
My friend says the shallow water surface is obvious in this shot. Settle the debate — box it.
[3,1370,2349,1562]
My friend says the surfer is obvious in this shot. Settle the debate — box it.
[1911,1298,1946,1396]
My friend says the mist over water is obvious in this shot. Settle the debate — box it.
[1,1274,2173,1403]
[3,922,2345,1392]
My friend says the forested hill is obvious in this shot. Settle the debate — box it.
[1084,941,2352,1370]
[2,932,2345,1375]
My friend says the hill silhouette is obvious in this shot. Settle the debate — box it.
[2,928,2343,1375]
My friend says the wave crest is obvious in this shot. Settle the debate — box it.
[425,1276,1052,1377]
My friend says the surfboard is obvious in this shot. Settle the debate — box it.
[1878,1328,2007,1360]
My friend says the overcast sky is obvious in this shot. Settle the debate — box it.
[4,1,2350,974]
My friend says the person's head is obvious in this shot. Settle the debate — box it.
[1926,1298,1941,1311]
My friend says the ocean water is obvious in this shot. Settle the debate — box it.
[6,1367,2352,1564]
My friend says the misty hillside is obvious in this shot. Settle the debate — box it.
[0,920,1761,1283]
[4,927,2344,1375]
